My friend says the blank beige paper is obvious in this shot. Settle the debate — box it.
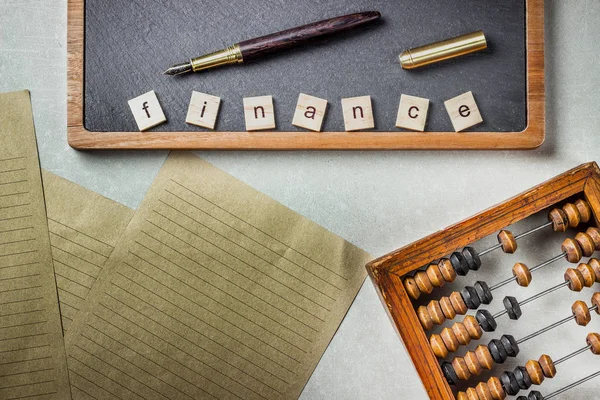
[0,91,71,399]
[65,152,371,400]
[42,171,134,332]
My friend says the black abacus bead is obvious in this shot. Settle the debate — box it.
[450,252,470,276]
[441,362,458,386]
[504,296,523,320]
[514,366,533,390]
[528,391,544,400]
[500,371,521,396]
[474,281,493,304]
[501,334,520,358]
[462,247,482,271]
[489,339,508,364]
[476,309,498,332]
[461,286,481,309]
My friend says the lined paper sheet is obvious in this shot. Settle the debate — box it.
[42,171,134,332]
[65,152,371,399]
[0,91,71,399]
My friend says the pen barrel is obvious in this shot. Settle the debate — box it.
[238,11,380,62]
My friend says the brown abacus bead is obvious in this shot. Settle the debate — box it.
[439,258,457,283]
[426,263,446,288]
[498,230,517,254]
[526,360,545,385]
[476,382,494,400]
[587,333,600,354]
[441,327,459,352]
[450,291,468,315]
[564,268,585,292]
[575,232,596,257]
[538,354,556,378]
[572,300,591,326]
[562,238,583,263]
[575,199,592,223]
[452,357,471,381]
[430,334,448,359]
[587,228,600,251]
[453,322,471,346]
[549,208,568,232]
[563,203,581,228]
[457,392,468,400]
[591,292,600,313]
[465,387,479,400]
[440,296,456,320]
[417,306,433,330]
[414,271,434,294]
[464,351,482,376]
[590,258,600,281]
[577,263,596,287]
[487,376,506,400]
[512,263,532,287]
[464,315,483,340]
[476,345,494,370]
[427,300,446,325]
[404,277,421,300]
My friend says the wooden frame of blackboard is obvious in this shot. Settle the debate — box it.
[67,0,544,150]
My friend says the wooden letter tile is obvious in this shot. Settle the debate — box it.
[127,90,167,131]
[342,96,374,131]
[186,91,221,130]
[292,93,328,132]
[396,94,430,132]
[444,91,483,132]
[243,95,276,131]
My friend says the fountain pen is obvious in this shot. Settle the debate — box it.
[164,11,381,76]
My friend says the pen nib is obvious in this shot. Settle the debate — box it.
[163,62,193,76]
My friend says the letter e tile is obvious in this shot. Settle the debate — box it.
[444,91,483,132]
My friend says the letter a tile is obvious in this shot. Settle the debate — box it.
[292,93,328,132]
[444,91,483,132]
[128,90,167,131]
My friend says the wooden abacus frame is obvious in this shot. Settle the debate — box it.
[366,162,600,399]
[67,0,544,150]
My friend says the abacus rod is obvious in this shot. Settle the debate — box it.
[488,252,566,292]
[517,305,599,345]
[478,221,555,257]
[545,370,600,400]
[554,345,591,366]
[519,281,570,307]
[478,244,502,257]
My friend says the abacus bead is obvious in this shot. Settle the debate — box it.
[512,263,532,287]
[575,199,592,223]
[514,366,533,390]
[548,208,568,232]
[563,203,581,228]
[589,258,600,281]
[441,327,459,352]
[564,268,585,292]
[462,247,482,271]
[500,371,520,395]
[476,345,494,370]
[575,232,596,257]
[503,296,522,320]
[464,351,482,376]
[577,263,596,287]
[498,230,518,254]
[474,281,493,304]
[538,354,556,378]
[525,360,545,385]
[562,238,583,263]
[488,376,506,400]
[465,388,478,400]
[430,334,448,358]
[587,227,600,250]
[501,334,520,358]
[440,296,457,319]
[453,322,471,345]
[476,309,498,332]
[417,306,433,330]
[414,271,434,294]
[403,277,421,300]
[452,357,471,381]
[572,300,591,326]
[586,332,600,354]
[427,300,445,325]
[457,392,468,400]
[591,292,600,314]
[489,339,508,364]
[426,263,445,288]
[439,258,457,283]
[528,391,544,400]
[461,286,481,309]
[441,361,458,386]
[451,252,470,276]
[464,315,483,339]
[477,382,493,400]
[450,291,468,315]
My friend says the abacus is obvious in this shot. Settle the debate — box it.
[366,163,600,399]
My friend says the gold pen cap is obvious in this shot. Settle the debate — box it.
[399,30,487,70]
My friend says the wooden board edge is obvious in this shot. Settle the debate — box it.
[67,0,545,151]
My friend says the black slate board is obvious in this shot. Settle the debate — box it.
[84,0,526,133]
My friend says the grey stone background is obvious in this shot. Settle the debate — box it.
[1,1,600,399]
